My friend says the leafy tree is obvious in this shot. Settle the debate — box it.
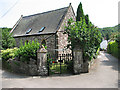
[106,33,110,41]
[76,2,85,21]
[98,24,119,40]
[64,18,102,61]
[72,2,102,60]
[85,14,90,27]
[1,28,16,49]
[65,18,88,49]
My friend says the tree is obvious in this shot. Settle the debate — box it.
[64,18,102,61]
[64,18,90,58]
[76,2,85,21]
[64,2,102,61]
[85,14,90,28]
[2,28,16,49]
[106,33,110,41]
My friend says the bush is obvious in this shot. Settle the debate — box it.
[107,41,119,58]
[1,47,18,61]
[2,28,16,49]
[15,40,40,62]
[1,47,18,70]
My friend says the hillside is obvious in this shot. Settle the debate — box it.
[98,24,119,40]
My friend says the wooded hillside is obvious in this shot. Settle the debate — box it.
[98,24,119,40]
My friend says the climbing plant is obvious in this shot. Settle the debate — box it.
[64,17,102,61]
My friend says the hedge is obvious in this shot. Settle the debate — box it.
[1,47,18,61]
[107,41,120,59]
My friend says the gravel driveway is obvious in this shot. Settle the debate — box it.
[2,51,119,88]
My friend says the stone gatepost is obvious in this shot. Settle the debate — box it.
[73,46,83,74]
[37,46,48,76]
[82,60,89,73]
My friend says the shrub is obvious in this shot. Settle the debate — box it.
[15,40,40,62]
[107,41,119,58]
[2,28,16,49]
[1,47,18,61]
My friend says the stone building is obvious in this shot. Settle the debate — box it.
[11,3,76,57]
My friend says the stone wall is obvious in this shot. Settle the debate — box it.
[8,58,38,75]
[7,47,48,76]
[14,34,56,56]
[57,4,76,55]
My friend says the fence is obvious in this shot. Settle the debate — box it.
[47,54,73,75]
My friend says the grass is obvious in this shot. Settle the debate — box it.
[49,63,70,75]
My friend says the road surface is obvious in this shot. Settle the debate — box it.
[2,51,119,88]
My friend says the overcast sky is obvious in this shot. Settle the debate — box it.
[0,0,119,28]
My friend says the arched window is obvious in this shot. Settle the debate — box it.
[41,39,46,46]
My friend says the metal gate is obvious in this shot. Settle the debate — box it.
[47,54,73,75]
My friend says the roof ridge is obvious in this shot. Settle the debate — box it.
[23,6,69,18]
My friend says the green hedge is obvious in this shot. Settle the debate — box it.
[1,47,18,70]
[15,40,40,62]
[1,40,40,70]
[1,47,18,61]
[107,41,120,59]
[1,40,40,62]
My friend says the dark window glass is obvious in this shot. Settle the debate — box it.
[38,27,45,33]
[26,28,32,34]
[41,40,46,46]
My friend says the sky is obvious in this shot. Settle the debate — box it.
[0,0,119,28]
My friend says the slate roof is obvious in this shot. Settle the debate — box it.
[11,6,69,37]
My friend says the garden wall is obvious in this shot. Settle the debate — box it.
[6,58,38,75]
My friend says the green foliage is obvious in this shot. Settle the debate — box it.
[116,33,120,42]
[15,40,40,62]
[1,47,18,61]
[1,28,16,49]
[49,64,68,74]
[65,18,88,49]
[107,41,120,59]
[98,24,119,40]
[49,61,73,74]
[76,2,85,21]
[64,17,102,61]
[0,28,2,50]
[75,2,102,61]
[85,14,90,28]
[106,33,110,41]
